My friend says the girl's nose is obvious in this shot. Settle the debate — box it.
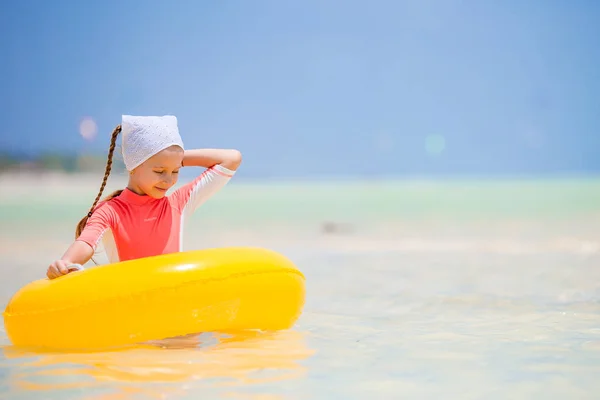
[164,173,176,185]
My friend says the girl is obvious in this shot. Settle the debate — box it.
[46,115,242,279]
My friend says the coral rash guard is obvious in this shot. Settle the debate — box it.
[77,164,235,263]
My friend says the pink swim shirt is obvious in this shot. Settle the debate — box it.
[77,164,235,263]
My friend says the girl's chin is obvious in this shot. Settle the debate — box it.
[148,187,169,197]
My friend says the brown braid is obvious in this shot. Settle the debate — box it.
[75,124,123,239]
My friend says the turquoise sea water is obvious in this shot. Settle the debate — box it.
[1,177,599,399]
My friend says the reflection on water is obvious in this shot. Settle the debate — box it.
[1,329,314,399]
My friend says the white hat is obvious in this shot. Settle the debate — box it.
[121,115,185,171]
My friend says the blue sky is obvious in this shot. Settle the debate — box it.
[1,0,599,178]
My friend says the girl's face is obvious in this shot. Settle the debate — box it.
[128,145,184,198]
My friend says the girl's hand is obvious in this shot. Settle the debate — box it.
[47,260,73,279]
[47,241,93,279]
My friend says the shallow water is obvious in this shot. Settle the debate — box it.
[1,178,599,399]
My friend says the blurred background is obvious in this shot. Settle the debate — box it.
[1,0,598,178]
[1,1,600,399]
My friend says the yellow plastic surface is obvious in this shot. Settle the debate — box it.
[3,247,305,351]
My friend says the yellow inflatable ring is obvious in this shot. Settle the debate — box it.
[3,247,305,351]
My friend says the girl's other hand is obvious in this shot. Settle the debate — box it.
[47,260,73,279]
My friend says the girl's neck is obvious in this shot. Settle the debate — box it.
[126,180,146,196]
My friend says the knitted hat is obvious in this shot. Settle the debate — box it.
[121,115,185,171]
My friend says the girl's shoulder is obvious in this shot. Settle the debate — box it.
[90,198,119,217]
[94,189,126,210]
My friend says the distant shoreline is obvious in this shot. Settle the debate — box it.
[2,170,600,191]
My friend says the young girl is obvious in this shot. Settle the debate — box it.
[46,115,242,279]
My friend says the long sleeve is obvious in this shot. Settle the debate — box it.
[76,203,114,250]
[169,164,236,216]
